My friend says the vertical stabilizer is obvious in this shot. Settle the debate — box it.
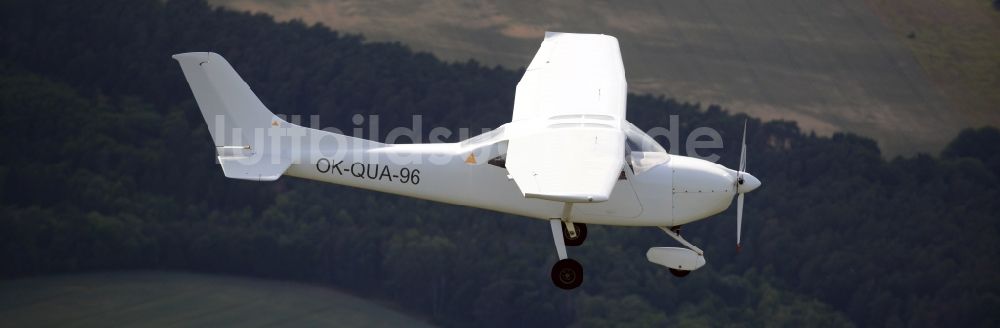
[173,52,291,181]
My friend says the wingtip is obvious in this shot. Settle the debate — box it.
[171,52,219,63]
[542,31,619,43]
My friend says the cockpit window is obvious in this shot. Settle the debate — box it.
[624,121,670,176]
[624,121,667,153]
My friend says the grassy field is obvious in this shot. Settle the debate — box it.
[864,0,1000,131]
[209,0,969,156]
[0,271,436,328]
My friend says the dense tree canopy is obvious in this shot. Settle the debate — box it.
[1,0,997,327]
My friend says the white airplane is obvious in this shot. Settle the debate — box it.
[173,32,761,290]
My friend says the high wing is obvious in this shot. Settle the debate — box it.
[504,32,628,203]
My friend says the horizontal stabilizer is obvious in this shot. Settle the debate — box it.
[219,158,290,181]
[216,146,290,181]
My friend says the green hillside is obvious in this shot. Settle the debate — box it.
[0,271,436,327]
[0,0,998,327]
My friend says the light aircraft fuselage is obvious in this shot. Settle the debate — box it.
[173,31,762,289]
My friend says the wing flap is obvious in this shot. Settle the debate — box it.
[506,127,625,203]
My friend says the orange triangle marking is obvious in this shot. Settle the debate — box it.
[271,120,279,126]
[465,153,477,164]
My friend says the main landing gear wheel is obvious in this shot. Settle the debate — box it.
[562,223,588,246]
[669,268,690,277]
[551,258,584,290]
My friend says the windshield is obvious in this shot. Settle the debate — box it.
[624,121,667,153]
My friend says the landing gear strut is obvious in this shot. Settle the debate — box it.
[547,203,589,289]
[549,219,583,289]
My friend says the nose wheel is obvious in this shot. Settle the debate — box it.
[551,258,584,289]
[645,227,706,278]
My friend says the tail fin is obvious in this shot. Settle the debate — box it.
[173,52,291,181]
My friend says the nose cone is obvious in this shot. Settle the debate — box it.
[673,158,736,194]
[739,173,761,193]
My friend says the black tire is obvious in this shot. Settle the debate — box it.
[551,258,584,290]
[562,222,588,247]
[669,268,690,277]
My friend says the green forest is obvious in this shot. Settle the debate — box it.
[1,0,998,326]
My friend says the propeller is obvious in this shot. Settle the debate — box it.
[734,120,757,252]
[737,192,744,251]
